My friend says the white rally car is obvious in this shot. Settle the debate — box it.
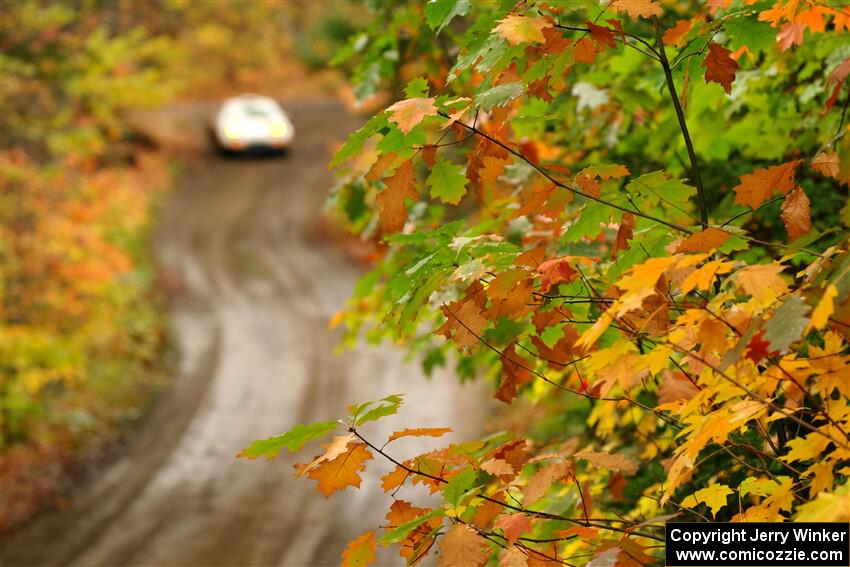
[212,94,294,154]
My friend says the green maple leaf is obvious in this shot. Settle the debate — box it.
[238,421,338,460]
[424,0,470,33]
[428,157,468,204]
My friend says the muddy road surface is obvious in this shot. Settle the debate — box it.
[1,100,488,567]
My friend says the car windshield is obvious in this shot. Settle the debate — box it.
[222,99,282,121]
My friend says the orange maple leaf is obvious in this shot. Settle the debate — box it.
[664,19,693,47]
[702,42,739,94]
[438,299,488,351]
[573,36,598,64]
[366,151,397,182]
[304,442,373,497]
[780,186,811,241]
[811,151,840,179]
[496,343,534,403]
[574,449,639,475]
[381,465,409,492]
[676,227,732,253]
[438,524,490,567]
[387,427,453,443]
[587,21,616,49]
[611,0,663,19]
[376,159,419,233]
[733,160,802,209]
[521,461,573,507]
[538,257,580,293]
[494,513,533,543]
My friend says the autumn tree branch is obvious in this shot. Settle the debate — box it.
[654,18,709,228]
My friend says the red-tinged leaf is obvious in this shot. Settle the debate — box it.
[538,257,578,293]
[780,186,811,241]
[495,14,551,45]
[606,19,626,42]
[386,97,438,134]
[587,21,616,49]
[496,343,534,403]
[675,227,733,253]
[342,531,376,567]
[438,524,490,567]
[421,144,437,167]
[777,22,804,51]
[388,427,453,443]
[733,160,802,209]
[827,58,850,87]
[664,19,693,47]
[607,473,628,501]
[746,330,774,364]
[490,439,531,472]
[381,465,409,492]
[826,82,842,109]
[611,0,663,19]
[573,36,598,64]
[495,513,533,543]
[702,42,738,94]
[377,159,418,233]
[541,26,571,54]
[611,212,634,259]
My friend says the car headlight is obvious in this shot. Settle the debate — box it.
[223,124,242,140]
[269,122,289,138]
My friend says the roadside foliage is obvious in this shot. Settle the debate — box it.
[253,0,847,565]
[0,0,339,530]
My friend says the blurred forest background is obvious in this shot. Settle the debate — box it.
[0,0,363,532]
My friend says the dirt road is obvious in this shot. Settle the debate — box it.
[1,100,487,567]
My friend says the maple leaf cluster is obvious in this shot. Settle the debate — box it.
[249,1,850,565]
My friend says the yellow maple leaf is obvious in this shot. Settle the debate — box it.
[782,432,831,463]
[807,283,837,331]
[691,483,733,517]
[680,259,736,295]
[795,484,849,522]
